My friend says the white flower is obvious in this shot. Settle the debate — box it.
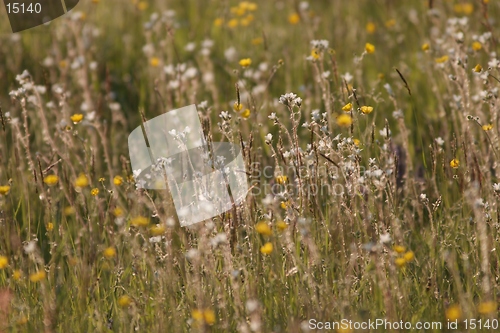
[265,133,273,142]
[420,193,427,200]
[379,129,391,138]
[184,42,196,52]
[342,72,353,83]
[435,137,444,146]
[24,241,37,254]
[268,112,277,120]
[310,39,329,50]
[279,92,302,108]
[380,233,391,244]
[224,47,237,62]
[493,183,500,192]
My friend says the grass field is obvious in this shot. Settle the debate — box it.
[0,0,500,332]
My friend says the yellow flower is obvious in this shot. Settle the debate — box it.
[64,206,75,216]
[203,309,216,325]
[192,309,203,321]
[360,105,373,114]
[130,216,149,227]
[241,109,251,118]
[478,301,496,315]
[43,174,59,186]
[251,37,263,45]
[275,175,288,184]
[403,251,415,262]
[280,201,289,209]
[454,3,474,15]
[255,221,272,236]
[150,224,166,236]
[118,295,132,308]
[70,114,84,124]
[74,173,89,188]
[150,57,160,67]
[29,271,46,283]
[482,124,493,131]
[239,58,252,67]
[450,158,459,169]
[422,43,430,51]
[46,222,54,231]
[435,55,449,63]
[113,175,124,186]
[365,42,375,54]
[12,270,22,281]
[213,18,223,27]
[103,247,116,259]
[472,41,482,51]
[233,102,243,111]
[311,49,320,60]
[446,304,462,321]
[113,207,124,217]
[276,221,288,231]
[474,64,483,73]
[353,139,361,146]
[342,103,352,112]
[260,242,273,254]
[245,2,257,11]
[393,245,406,253]
[240,17,251,26]
[395,257,406,267]
[0,256,8,269]
[288,13,300,25]
[227,18,239,28]
[385,19,396,28]
[366,22,376,34]
[336,114,352,127]
[91,188,99,196]
[0,185,10,195]
[137,1,148,11]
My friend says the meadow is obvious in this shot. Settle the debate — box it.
[0,0,499,331]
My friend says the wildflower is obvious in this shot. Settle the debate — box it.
[310,49,320,60]
[0,185,11,195]
[118,295,132,308]
[255,221,272,236]
[29,271,46,283]
[91,188,99,196]
[241,109,251,118]
[112,207,124,217]
[70,113,84,124]
[360,105,373,114]
[365,43,375,54]
[251,37,263,45]
[472,41,482,51]
[260,242,273,254]
[12,270,22,280]
[353,139,361,146]
[130,216,149,227]
[150,224,166,236]
[482,124,492,131]
[239,58,252,67]
[478,301,496,315]
[64,206,75,216]
[450,158,460,169]
[385,19,396,28]
[46,222,54,231]
[288,13,300,25]
[279,92,302,108]
[150,57,160,67]
[203,309,216,325]
[403,251,415,262]
[276,175,288,184]
[137,1,148,11]
[446,304,462,321]
[276,221,288,231]
[336,114,352,127]
[366,22,376,34]
[113,175,124,186]
[43,174,59,186]
[227,18,238,28]
[0,256,8,269]
[233,102,243,111]
[192,309,204,321]
[103,247,116,259]
[493,183,500,192]
[265,133,273,143]
[342,103,352,112]
[393,245,406,253]
[435,55,449,63]
[421,43,430,51]
[395,257,406,267]
[280,201,289,209]
[213,18,223,27]
[74,173,89,188]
